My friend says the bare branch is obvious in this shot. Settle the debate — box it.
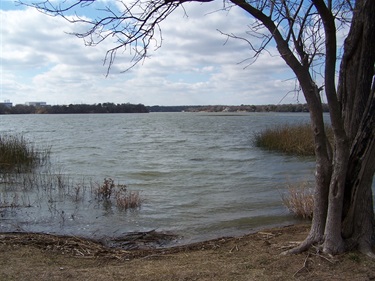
[19,0,352,80]
[19,0,181,75]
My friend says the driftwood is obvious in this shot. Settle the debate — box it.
[0,230,236,260]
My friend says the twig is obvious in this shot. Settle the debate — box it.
[280,241,301,250]
[258,232,275,239]
[311,252,336,264]
[229,245,239,253]
[293,253,310,277]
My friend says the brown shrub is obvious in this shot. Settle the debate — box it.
[282,181,314,219]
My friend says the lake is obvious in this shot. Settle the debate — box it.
[1,112,320,245]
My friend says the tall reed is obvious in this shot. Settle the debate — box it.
[0,134,50,173]
[254,123,332,156]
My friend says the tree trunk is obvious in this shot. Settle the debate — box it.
[311,0,349,255]
[283,79,332,254]
[322,142,349,254]
[342,83,375,255]
[226,3,334,251]
[286,0,375,255]
[338,0,375,256]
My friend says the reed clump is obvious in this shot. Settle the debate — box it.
[0,134,50,173]
[95,178,143,210]
[254,123,332,156]
[282,181,314,219]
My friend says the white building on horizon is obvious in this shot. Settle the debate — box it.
[0,100,13,108]
[25,102,47,107]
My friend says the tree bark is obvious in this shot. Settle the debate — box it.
[338,0,375,256]
[342,83,375,255]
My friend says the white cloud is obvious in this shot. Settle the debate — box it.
[1,2,301,106]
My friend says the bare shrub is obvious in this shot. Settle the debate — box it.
[115,186,143,210]
[95,178,143,210]
[282,181,314,219]
[95,178,115,200]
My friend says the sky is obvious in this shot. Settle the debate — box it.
[1,0,306,106]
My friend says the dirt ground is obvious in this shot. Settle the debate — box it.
[1,224,375,281]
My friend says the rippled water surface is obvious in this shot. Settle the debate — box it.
[1,112,317,244]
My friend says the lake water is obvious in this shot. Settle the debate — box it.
[1,112,319,245]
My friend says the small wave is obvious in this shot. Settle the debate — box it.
[128,170,169,178]
[189,158,206,162]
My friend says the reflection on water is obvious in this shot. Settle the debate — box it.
[0,112,318,244]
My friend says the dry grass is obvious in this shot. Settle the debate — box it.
[254,123,332,156]
[282,181,314,219]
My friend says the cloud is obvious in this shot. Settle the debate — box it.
[1,2,301,106]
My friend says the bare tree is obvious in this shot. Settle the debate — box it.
[23,0,375,256]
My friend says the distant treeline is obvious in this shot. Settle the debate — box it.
[148,103,329,113]
[0,103,149,114]
[1,103,329,115]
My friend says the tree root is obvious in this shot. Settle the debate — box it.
[281,235,322,255]
[282,233,375,258]
[358,244,375,259]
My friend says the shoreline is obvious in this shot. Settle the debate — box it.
[0,221,303,254]
[0,224,304,259]
[2,223,375,280]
